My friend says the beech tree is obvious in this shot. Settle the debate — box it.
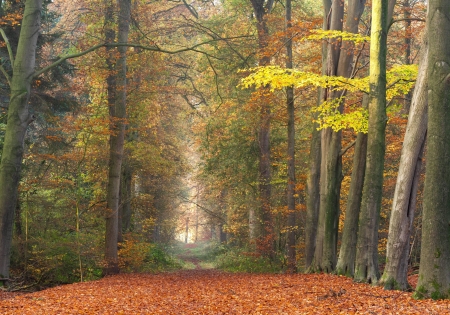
[249,0,274,255]
[0,0,43,280]
[380,30,427,290]
[103,0,131,276]
[308,0,344,273]
[304,0,329,270]
[416,0,450,298]
[285,0,296,273]
[354,0,388,284]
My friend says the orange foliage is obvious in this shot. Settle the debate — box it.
[1,271,449,314]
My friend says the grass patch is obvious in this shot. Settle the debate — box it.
[214,247,284,273]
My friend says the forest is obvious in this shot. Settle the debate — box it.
[0,0,449,310]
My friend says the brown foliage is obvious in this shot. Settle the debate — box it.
[1,271,449,314]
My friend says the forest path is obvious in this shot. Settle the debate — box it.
[0,271,448,314]
[173,241,216,270]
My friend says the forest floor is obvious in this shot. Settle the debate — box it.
[0,244,449,314]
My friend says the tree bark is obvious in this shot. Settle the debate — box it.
[121,162,132,234]
[416,0,450,298]
[285,0,296,273]
[354,0,388,284]
[380,33,428,290]
[304,0,331,270]
[104,0,131,276]
[309,0,344,273]
[249,0,274,256]
[0,0,42,280]
[334,0,368,277]
[336,131,367,276]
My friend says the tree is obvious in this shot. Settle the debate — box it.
[309,0,344,273]
[104,0,131,275]
[334,0,368,277]
[249,0,274,255]
[0,0,43,280]
[354,0,388,284]
[380,30,427,290]
[304,0,329,270]
[285,0,296,273]
[415,0,450,299]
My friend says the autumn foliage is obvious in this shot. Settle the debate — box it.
[1,271,449,314]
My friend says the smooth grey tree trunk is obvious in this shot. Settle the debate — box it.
[380,33,428,290]
[104,0,131,275]
[354,0,388,284]
[0,0,42,280]
[311,0,344,272]
[416,0,450,299]
[337,0,396,278]
[334,0,368,277]
[304,0,330,270]
[336,131,367,276]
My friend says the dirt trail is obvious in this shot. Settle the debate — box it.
[176,243,206,270]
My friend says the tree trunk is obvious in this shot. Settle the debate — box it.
[250,0,274,256]
[120,161,132,234]
[380,33,428,290]
[311,0,345,273]
[0,0,42,280]
[305,122,321,269]
[285,0,296,273]
[304,0,331,269]
[104,0,131,276]
[354,0,388,284]
[336,131,367,276]
[333,0,367,277]
[416,0,450,298]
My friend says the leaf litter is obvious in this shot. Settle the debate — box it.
[1,270,449,314]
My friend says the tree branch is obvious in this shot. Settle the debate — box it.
[0,64,11,86]
[32,37,242,79]
[179,195,226,223]
[388,18,426,31]
[0,28,14,66]
[340,140,357,157]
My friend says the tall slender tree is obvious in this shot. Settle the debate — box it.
[104,0,131,275]
[309,0,344,272]
[304,0,330,270]
[249,0,274,255]
[334,0,368,277]
[354,0,388,284]
[285,0,296,273]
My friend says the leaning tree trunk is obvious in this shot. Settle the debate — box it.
[0,0,42,280]
[354,0,388,284]
[416,0,450,299]
[104,0,131,275]
[380,32,428,291]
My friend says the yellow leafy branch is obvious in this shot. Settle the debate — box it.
[240,64,418,133]
[303,30,370,44]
